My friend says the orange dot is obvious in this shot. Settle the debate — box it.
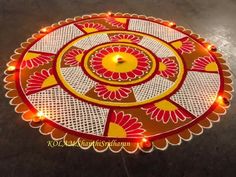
[107,11,112,17]
[217,95,224,104]
[217,95,229,106]
[117,58,124,63]
[7,66,16,72]
[207,45,212,50]
[36,111,45,121]
[37,111,44,117]
[142,137,148,143]
[140,137,152,149]
[207,44,217,51]
[168,21,176,27]
[40,27,48,33]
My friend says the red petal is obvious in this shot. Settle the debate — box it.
[120,73,129,80]
[126,122,142,131]
[109,92,116,100]
[127,72,136,78]
[123,118,136,128]
[111,72,119,80]
[119,114,130,126]
[133,70,143,76]
[170,111,177,123]
[156,110,164,121]
[163,111,170,123]
[115,111,124,123]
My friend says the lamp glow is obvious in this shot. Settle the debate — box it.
[107,11,112,16]
[207,44,217,51]
[37,111,44,117]
[217,95,229,106]
[113,55,124,63]
[117,58,124,63]
[140,137,152,149]
[40,27,48,33]
[7,66,16,72]
[142,137,148,143]
[217,96,224,106]
[33,111,45,122]
[168,21,176,27]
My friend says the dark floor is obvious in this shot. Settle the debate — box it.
[0,0,236,177]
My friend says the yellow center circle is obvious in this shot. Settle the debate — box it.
[102,52,138,73]
[83,42,155,86]
[55,31,185,107]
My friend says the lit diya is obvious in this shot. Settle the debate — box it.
[4,12,233,153]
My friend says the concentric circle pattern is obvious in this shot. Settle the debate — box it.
[4,13,233,153]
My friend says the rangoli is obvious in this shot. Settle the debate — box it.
[4,13,233,153]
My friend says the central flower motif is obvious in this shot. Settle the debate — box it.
[90,46,151,81]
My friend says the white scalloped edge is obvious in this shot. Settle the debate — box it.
[3,12,234,154]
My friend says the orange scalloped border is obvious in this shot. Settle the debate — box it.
[4,12,234,153]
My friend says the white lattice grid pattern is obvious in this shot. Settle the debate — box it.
[128,19,186,42]
[138,36,175,58]
[30,24,84,54]
[27,86,109,135]
[132,76,174,101]
[73,33,110,50]
[61,67,97,94]
[171,71,220,117]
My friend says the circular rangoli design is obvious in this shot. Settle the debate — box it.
[4,13,233,153]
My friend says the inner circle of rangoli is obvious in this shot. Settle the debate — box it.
[55,31,185,107]
[86,43,154,84]
[4,13,233,153]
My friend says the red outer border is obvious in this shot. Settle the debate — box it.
[5,13,230,150]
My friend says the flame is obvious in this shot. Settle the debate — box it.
[7,66,16,71]
[41,27,48,33]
